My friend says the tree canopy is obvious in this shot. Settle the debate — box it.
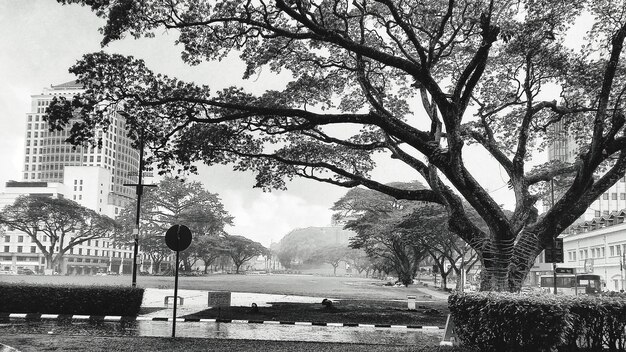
[0,195,119,273]
[222,234,268,273]
[48,0,626,291]
[116,176,233,272]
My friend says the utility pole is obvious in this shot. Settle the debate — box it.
[123,132,156,287]
[550,177,557,295]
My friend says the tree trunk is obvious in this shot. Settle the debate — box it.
[478,230,543,292]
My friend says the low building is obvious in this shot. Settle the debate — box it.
[560,211,626,291]
[0,180,168,275]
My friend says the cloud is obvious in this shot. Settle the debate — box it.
[222,191,333,246]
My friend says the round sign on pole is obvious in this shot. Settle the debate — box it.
[165,225,193,251]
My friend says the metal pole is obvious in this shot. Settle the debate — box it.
[172,249,180,338]
[550,178,557,295]
[619,251,626,291]
[131,136,145,288]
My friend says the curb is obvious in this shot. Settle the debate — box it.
[1,313,445,330]
[0,343,20,352]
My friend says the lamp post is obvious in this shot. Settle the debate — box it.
[551,178,557,295]
[120,113,157,288]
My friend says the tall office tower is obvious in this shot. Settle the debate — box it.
[545,121,626,220]
[547,121,577,163]
[22,81,140,216]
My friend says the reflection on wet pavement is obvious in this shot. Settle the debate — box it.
[0,319,442,345]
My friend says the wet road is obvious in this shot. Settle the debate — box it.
[0,319,442,345]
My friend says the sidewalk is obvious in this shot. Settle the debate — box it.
[139,288,331,318]
[413,285,451,301]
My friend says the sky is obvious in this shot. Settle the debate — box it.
[0,1,528,246]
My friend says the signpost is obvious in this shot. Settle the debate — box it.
[164,224,193,338]
[123,133,157,288]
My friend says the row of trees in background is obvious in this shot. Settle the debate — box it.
[334,183,481,288]
[274,182,480,288]
[0,177,268,274]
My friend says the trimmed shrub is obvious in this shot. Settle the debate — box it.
[449,292,570,352]
[0,282,144,316]
[449,292,626,352]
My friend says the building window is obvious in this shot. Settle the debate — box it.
[3,246,9,252]
[603,193,609,200]
[612,193,618,200]
[30,247,36,253]
[595,210,601,217]
[17,236,23,243]
[4,236,9,242]
[610,246,615,256]
[17,246,22,253]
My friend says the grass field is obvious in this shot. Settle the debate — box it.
[0,274,458,351]
[0,273,445,301]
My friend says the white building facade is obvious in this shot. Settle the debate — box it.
[23,81,140,217]
[0,82,167,275]
[561,212,626,291]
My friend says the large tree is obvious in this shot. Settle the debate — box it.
[48,0,626,291]
[116,176,233,272]
[0,195,119,273]
[345,202,429,286]
[398,204,480,289]
[222,234,268,273]
[334,182,446,286]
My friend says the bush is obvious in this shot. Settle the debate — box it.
[449,292,626,352]
[0,282,144,316]
[449,292,569,352]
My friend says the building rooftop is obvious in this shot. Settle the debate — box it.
[50,80,83,89]
[567,209,626,235]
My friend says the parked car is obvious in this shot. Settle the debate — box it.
[17,268,35,275]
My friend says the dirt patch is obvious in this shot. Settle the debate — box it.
[185,299,449,326]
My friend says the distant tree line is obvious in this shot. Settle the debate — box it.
[274,182,480,288]
[0,177,268,275]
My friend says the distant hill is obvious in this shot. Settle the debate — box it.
[274,226,355,270]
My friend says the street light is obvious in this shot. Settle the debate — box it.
[119,111,156,287]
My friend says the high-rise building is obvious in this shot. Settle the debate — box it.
[23,81,140,216]
[545,120,626,220]
[0,81,170,275]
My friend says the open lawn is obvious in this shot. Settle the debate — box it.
[0,274,458,351]
[0,273,446,301]
[182,299,448,326]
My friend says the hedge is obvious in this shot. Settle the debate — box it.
[449,292,626,352]
[0,282,144,316]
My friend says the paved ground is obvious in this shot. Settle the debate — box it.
[140,289,329,318]
[1,285,451,351]
[139,285,449,319]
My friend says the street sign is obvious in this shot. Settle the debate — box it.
[164,224,193,338]
[165,225,192,251]
[127,171,154,177]
[555,267,575,274]
[545,238,564,263]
